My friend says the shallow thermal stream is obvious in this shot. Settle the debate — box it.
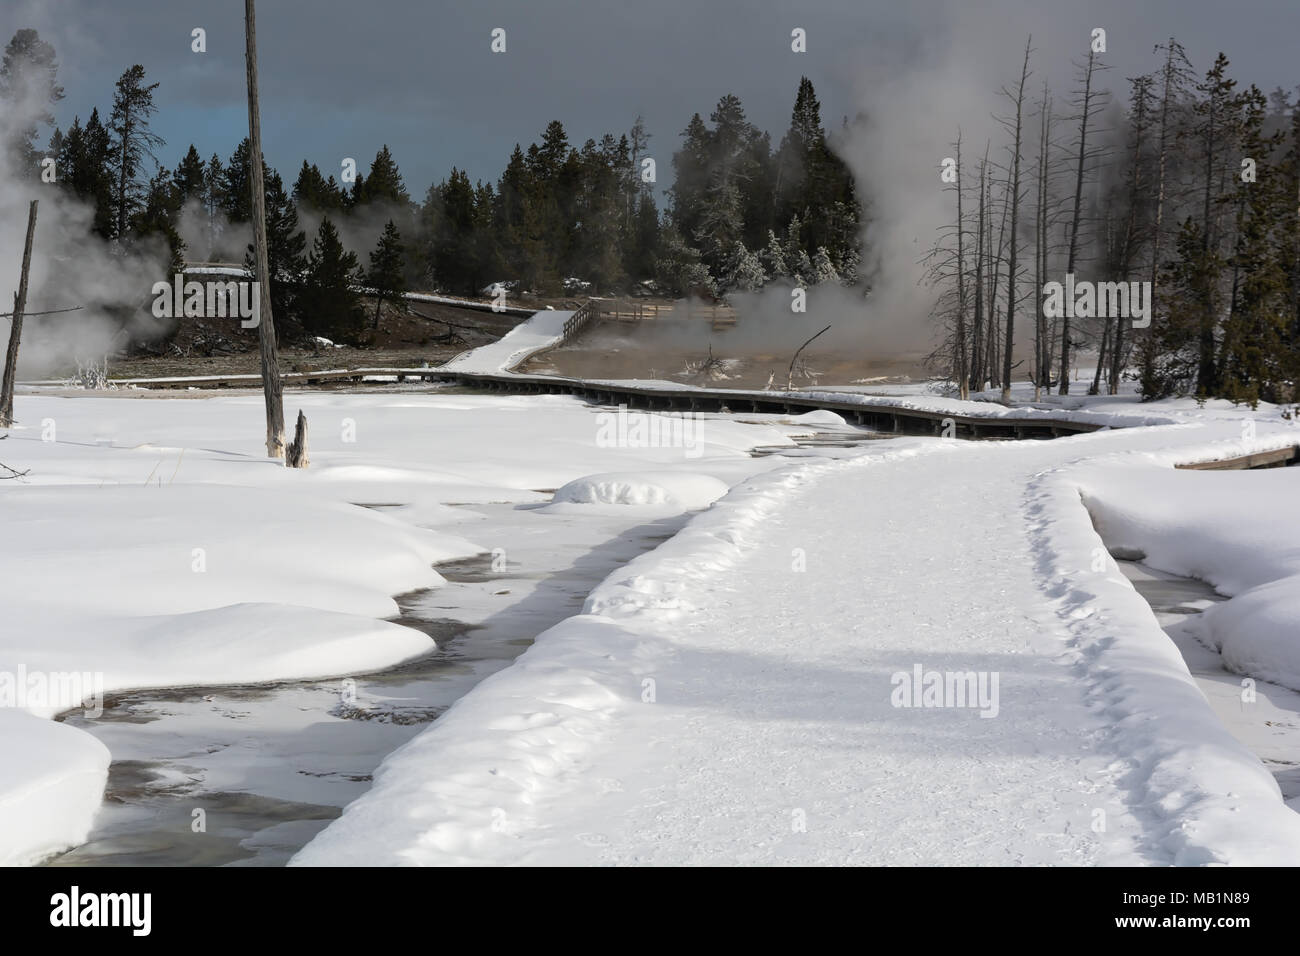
[42,422,885,866]
[1119,560,1300,808]
[46,502,686,866]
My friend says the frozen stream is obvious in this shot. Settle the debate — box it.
[46,502,689,866]
[1119,560,1300,810]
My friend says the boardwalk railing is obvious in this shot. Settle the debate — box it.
[561,299,597,343]
[593,297,737,329]
[181,261,252,276]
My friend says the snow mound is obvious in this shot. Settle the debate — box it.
[786,409,848,426]
[0,711,110,866]
[1205,581,1300,691]
[551,471,728,509]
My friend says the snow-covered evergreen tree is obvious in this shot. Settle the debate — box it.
[811,246,840,284]
[721,241,767,292]
[790,248,813,287]
[654,227,718,298]
[761,229,788,279]
[783,214,804,268]
[836,245,860,286]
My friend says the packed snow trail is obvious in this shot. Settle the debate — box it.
[440,310,572,374]
[296,422,1300,866]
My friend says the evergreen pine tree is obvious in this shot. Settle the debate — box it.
[721,241,767,293]
[173,144,206,204]
[135,165,185,272]
[1218,86,1289,404]
[367,220,407,328]
[292,160,345,211]
[0,29,64,177]
[811,246,840,284]
[357,145,410,206]
[654,228,716,297]
[56,110,114,238]
[202,153,226,258]
[628,193,660,282]
[299,216,365,344]
[1147,219,1216,397]
[262,171,307,330]
[222,139,253,223]
[761,229,788,279]
[108,64,164,240]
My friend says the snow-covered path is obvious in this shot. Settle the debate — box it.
[569,440,1117,865]
[297,422,1300,866]
[440,310,572,374]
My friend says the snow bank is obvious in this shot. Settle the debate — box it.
[1032,429,1300,865]
[550,471,728,509]
[1,484,454,622]
[0,484,457,862]
[0,711,110,866]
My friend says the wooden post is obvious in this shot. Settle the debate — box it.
[0,200,38,428]
[245,0,287,459]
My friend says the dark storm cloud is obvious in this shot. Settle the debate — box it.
[5,0,1298,197]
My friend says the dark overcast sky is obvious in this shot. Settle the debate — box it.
[8,0,1299,197]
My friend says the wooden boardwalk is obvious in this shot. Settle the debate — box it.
[1175,445,1300,470]
[21,365,1107,439]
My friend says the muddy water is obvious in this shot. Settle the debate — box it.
[1119,560,1300,805]
[518,323,929,390]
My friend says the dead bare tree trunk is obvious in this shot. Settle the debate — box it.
[1091,311,1111,394]
[1140,41,1189,392]
[285,408,310,468]
[1110,78,1152,394]
[0,200,38,428]
[1001,38,1033,404]
[986,169,1010,390]
[1033,87,1052,401]
[245,0,287,460]
[1059,48,1103,394]
[954,134,970,400]
[786,325,831,391]
[970,147,988,392]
